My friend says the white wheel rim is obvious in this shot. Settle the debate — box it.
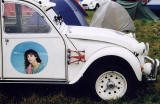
[95,71,127,100]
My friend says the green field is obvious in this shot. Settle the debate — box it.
[0,11,160,104]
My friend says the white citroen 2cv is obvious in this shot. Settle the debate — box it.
[0,0,159,101]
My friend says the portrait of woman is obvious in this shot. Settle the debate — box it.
[24,49,44,74]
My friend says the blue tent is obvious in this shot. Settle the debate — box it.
[70,0,88,16]
[148,0,160,10]
[51,0,88,26]
[147,0,160,17]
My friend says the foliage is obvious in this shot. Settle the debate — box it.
[134,20,160,59]
[85,11,95,24]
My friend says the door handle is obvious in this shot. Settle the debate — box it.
[5,39,9,45]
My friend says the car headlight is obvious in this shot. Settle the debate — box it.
[126,33,136,38]
[134,42,146,56]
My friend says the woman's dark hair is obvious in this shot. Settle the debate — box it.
[24,49,41,69]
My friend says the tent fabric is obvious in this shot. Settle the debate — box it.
[50,0,88,26]
[117,0,159,21]
[147,0,160,5]
[116,0,150,4]
[90,1,135,32]
[147,0,160,17]
[73,0,88,16]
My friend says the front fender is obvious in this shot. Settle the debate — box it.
[69,47,142,84]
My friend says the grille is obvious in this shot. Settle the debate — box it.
[82,4,88,6]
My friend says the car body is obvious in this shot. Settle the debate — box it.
[0,0,159,101]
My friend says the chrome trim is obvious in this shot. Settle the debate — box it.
[0,80,68,84]
[0,78,69,84]
[145,56,159,81]
[145,56,154,64]
[145,43,149,55]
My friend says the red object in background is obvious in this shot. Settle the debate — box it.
[75,0,79,2]
[138,0,149,4]
[73,0,88,16]
[4,3,34,17]
[4,3,16,16]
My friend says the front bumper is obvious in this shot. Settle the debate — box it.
[144,56,159,81]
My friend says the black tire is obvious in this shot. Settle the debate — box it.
[94,4,99,10]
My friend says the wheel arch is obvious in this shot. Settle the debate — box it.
[96,3,100,7]
[94,3,100,10]
[69,47,142,84]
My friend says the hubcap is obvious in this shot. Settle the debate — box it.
[107,80,115,89]
[95,71,127,100]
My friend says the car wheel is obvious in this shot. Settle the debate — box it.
[94,4,99,10]
[90,66,133,101]
[95,71,127,100]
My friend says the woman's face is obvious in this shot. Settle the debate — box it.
[27,54,37,64]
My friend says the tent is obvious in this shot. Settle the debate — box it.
[117,0,150,4]
[72,0,88,16]
[147,0,160,17]
[148,0,160,5]
[116,0,159,21]
[50,0,88,26]
[90,0,135,32]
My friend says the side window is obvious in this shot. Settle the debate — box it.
[4,3,50,33]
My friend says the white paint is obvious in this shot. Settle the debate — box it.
[69,47,142,84]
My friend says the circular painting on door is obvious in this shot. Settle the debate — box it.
[11,41,48,74]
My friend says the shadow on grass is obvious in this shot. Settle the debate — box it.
[0,81,156,104]
[0,83,99,104]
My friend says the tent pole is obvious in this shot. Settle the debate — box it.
[114,8,119,31]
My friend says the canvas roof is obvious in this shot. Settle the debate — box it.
[117,0,159,21]
[90,0,135,32]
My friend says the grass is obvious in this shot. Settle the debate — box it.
[134,20,160,59]
[85,11,95,24]
[0,11,160,104]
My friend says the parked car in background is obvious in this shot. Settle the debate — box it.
[0,0,159,101]
[78,0,84,4]
[81,0,108,10]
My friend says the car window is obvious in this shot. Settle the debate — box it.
[4,2,50,33]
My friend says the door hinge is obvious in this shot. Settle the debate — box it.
[5,39,9,45]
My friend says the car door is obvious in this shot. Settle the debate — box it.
[1,1,66,80]
[0,0,2,79]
